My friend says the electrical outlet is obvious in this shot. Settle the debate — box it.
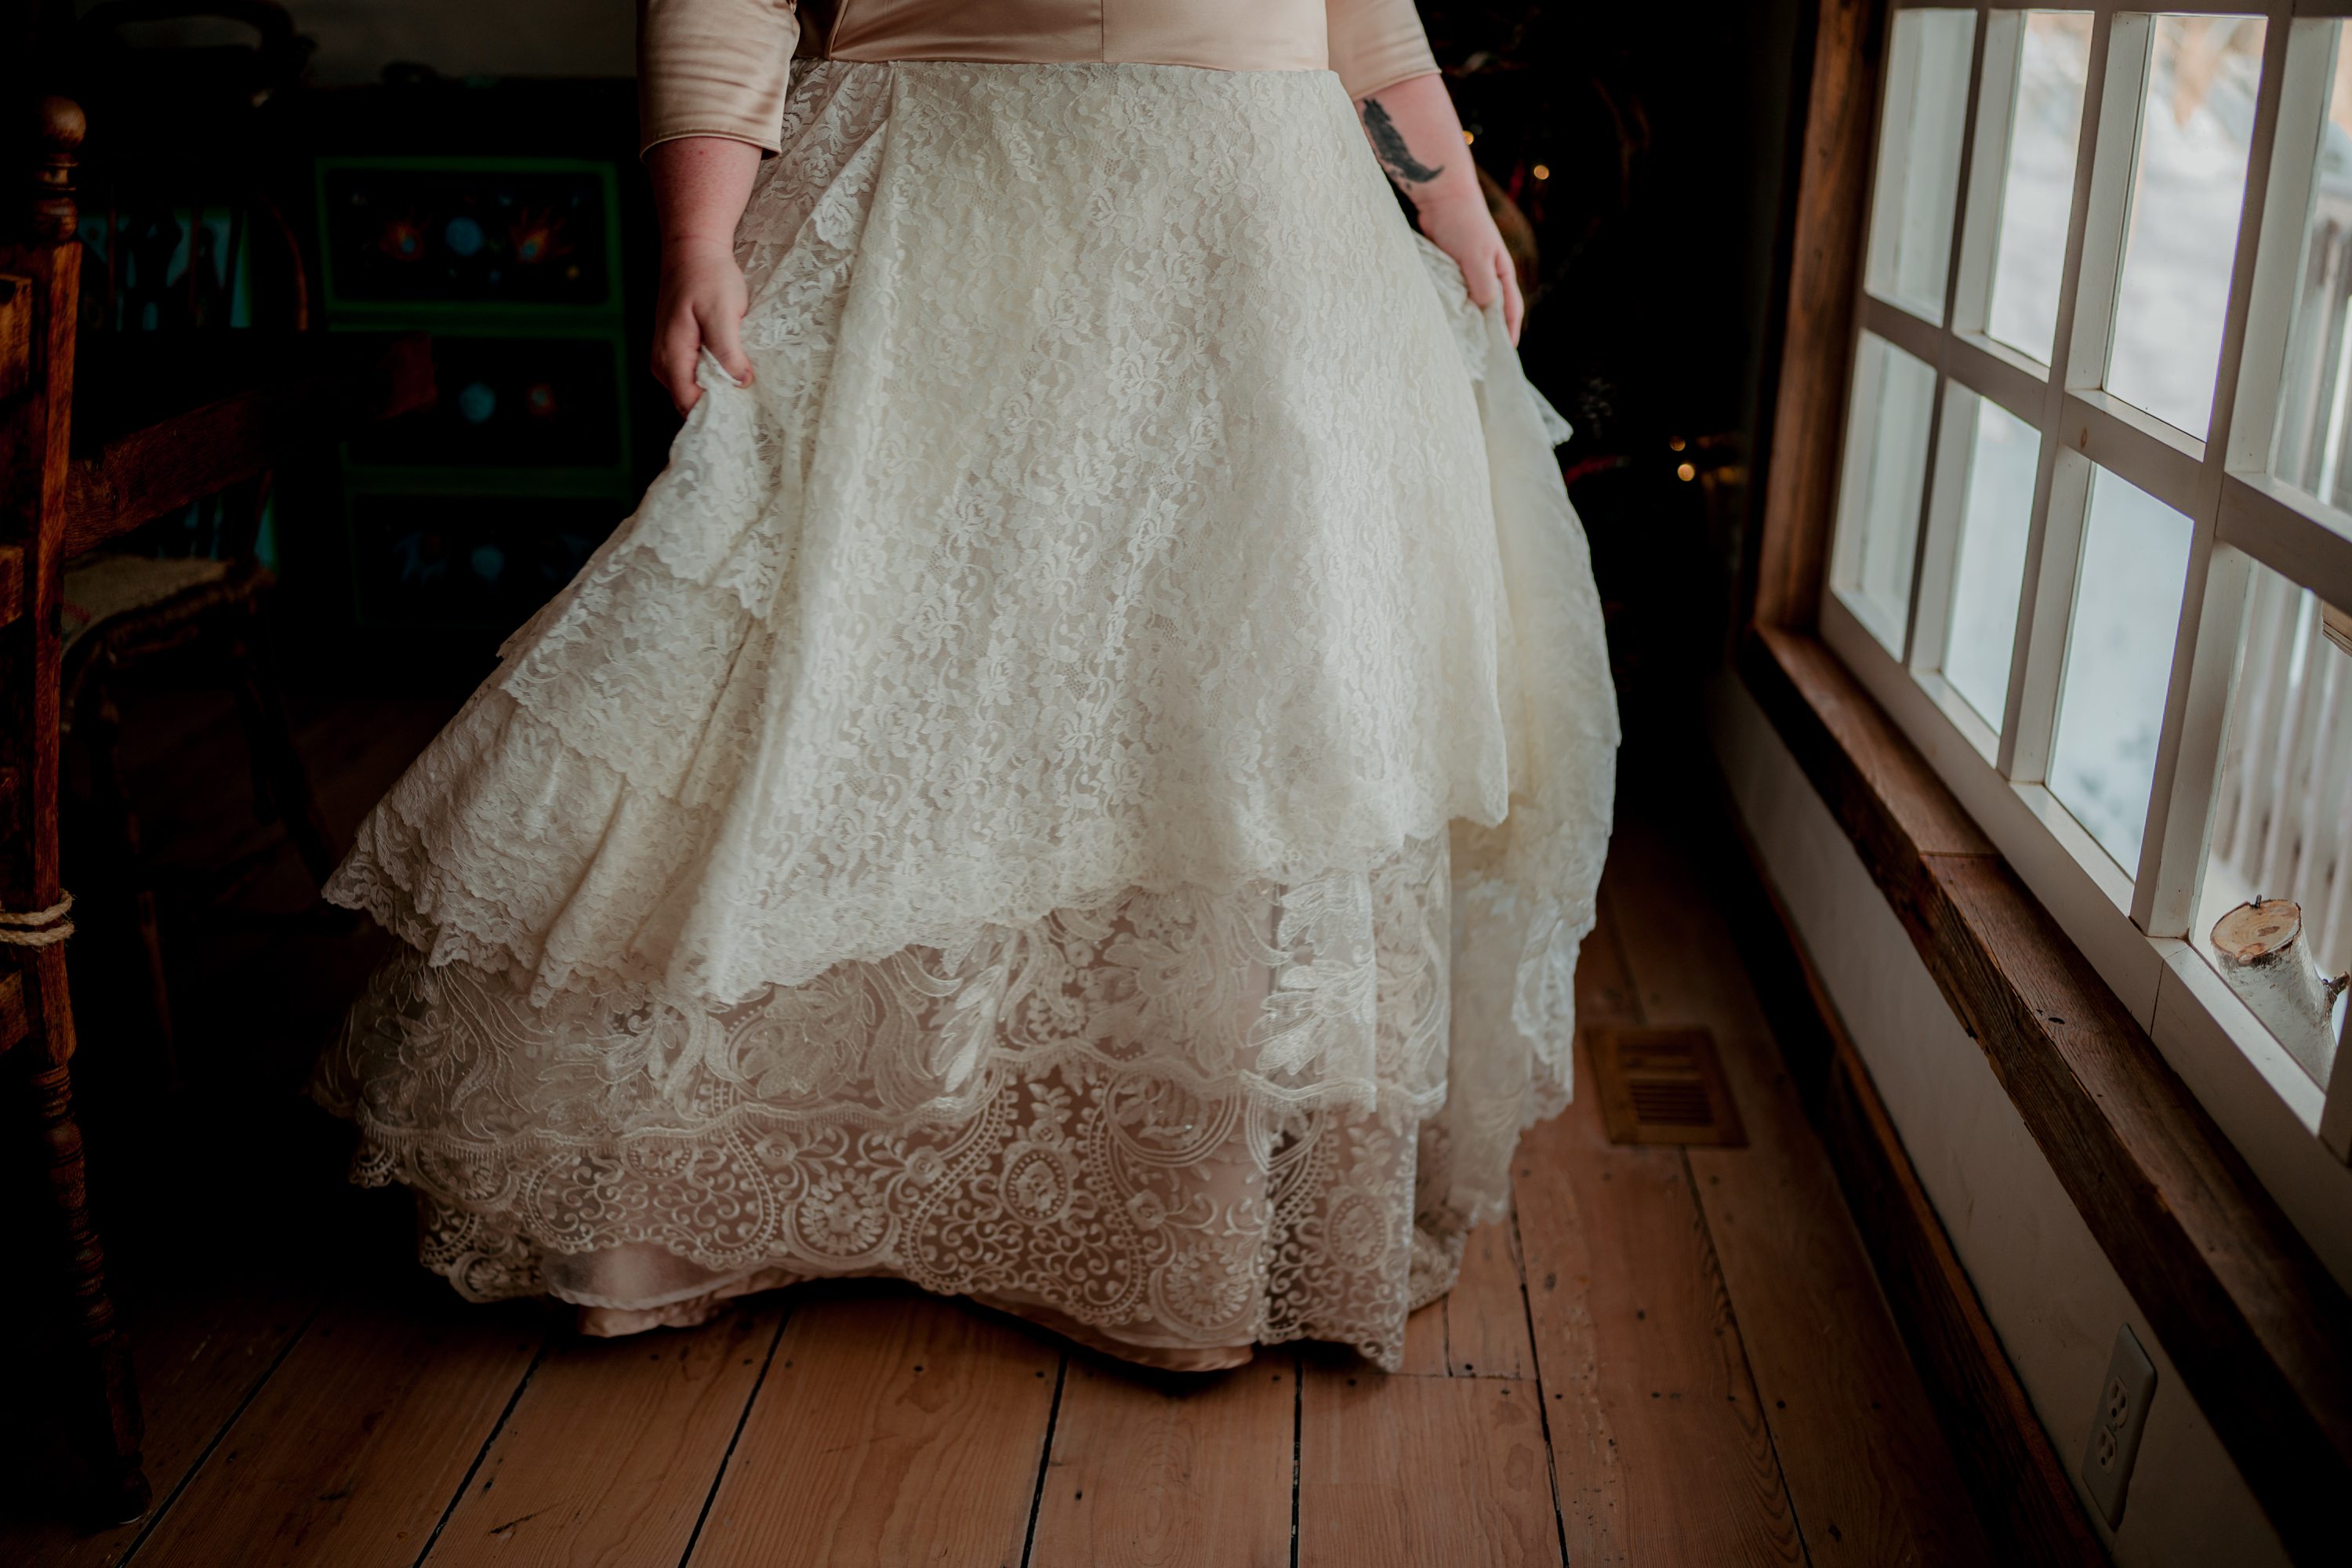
[2080,1324,2158,1528]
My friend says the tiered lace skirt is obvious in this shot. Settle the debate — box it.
[310,58,1620,1372]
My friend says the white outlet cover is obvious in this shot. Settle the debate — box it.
[2081,1323,2158,1528]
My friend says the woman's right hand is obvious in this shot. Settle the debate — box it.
[654,237,755,415]
[646,134,765,414]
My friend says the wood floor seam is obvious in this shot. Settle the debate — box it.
[1680,1142,1811,1566]
[1290,1346,1303,1568]
[412,1334,551,1568]
[1505,1195,1574,1568]
[1014,1353,1067,1568]
[673,1307,793,1568]
[113,1296,331,1568]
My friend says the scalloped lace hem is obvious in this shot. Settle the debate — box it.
[312,829,1570,1370]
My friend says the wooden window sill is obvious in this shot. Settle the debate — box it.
[1736,619,2352,1563]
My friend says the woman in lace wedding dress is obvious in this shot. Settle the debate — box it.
[309,0,1620,1373]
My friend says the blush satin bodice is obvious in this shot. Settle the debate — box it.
[638,0,1439,154]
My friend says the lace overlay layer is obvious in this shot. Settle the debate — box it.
[314,59,1620,1370]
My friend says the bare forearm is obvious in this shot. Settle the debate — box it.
[1353,70,1524,343]
[1355,71,1481,220]
[648,134,763,252]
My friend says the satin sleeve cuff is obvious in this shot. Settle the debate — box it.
[638,0,803,158]
[1326,0,1439,101]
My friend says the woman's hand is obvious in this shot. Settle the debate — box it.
[654,237,754,415]
[1354,73,1523,346]
[646,135,764,414]
[1412,187,1524,347]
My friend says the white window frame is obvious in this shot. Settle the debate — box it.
[1827,1,2352,1276]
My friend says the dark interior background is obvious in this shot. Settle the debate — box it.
[11,0,1813,704]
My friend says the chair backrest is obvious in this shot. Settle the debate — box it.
[0,95,86,943]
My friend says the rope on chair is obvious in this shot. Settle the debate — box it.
[0,892,75,948]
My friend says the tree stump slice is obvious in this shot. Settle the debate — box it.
[2209,899,2347,1078]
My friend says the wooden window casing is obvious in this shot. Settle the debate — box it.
[1744,2,2352,1557]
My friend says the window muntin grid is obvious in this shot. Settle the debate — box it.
[1830,4,2352,1165]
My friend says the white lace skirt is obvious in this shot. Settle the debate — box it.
[310,58,1620,1372]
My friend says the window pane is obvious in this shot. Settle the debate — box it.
[2105,15,2266,439]
[2270,23,2352,513]
[1834,334,1940,652]
[2049,467,2194,871]
[1867,9,1980,322]
[1985,13,2098,364]
[2197,561,2352,1087]
[1944,395,2042,730]
[1985,13,2095,362]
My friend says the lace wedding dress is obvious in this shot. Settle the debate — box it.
[310,56,1620,1373]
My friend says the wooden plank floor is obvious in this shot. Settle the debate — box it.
[2,694,1994,1566]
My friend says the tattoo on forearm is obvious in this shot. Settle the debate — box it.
[1361,98,1445,186]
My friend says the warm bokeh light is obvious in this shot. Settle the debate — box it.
[1676,462,1697,482]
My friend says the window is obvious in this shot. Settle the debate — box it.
[1827,5,2352,1164]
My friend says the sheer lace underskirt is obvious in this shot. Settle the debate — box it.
[316,834,1493,1371]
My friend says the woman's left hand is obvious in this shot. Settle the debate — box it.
[1353,74,1526,347]
[1415,189,1524,347]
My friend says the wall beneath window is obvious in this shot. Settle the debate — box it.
[1707,672,2289,1567]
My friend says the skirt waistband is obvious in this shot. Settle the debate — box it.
[813,0,1330,75]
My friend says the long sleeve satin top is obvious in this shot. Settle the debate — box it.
[638,0,1441,156]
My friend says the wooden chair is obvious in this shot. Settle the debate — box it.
[2,93,151,1529]
[3,90,432,1523]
